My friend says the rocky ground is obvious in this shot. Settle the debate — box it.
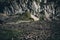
[0,21,52,40]
[0,20,60,40]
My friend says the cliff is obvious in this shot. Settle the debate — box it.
[0,0,60,21]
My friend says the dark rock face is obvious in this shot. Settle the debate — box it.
[0,20,4,24]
